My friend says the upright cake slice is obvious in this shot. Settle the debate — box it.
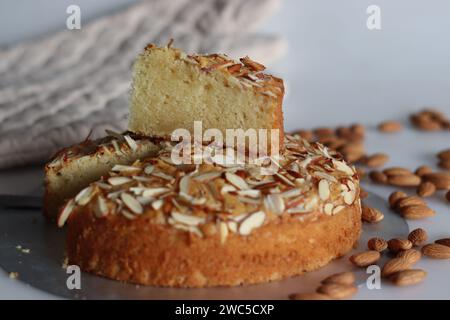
[128,44,284,146]
[44,132,161,221]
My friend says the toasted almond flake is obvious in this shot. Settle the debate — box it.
[108,176,132,186]
[193,171,222,182]
[228,221,238,233]
[238,196,261,205]
[314,171,338,183]
[94,197,109,218]
[324,203,334,215]
[107,190,122,200]
[275,173,296,186]
[129,187,146,195]
[225,172,249,190]
[264,194,285,215]
[121,193,143,214]
[171,211,205,226]
[151,199,164,210]
[136,196,153,205]
[121,209,136,220]
[142,187,170,197]
[95,182,112,190]
[298,157,313,168]
[344,190,356,205]
[219,222,228,244]
[287,206,309,214]
[280,188,302,198]
[152,171,174,181]
[172,223,203,237]
[333,159,354,176]
[179,175,191,196]
[111,140,121,154]
[111,164,140,173]
[75,186,95,205]
[305,196,319,210]
[318,180,330,200]
[144,165,154,175]
[239,211,266,236]
[57,199,75,227]
[333,205,346,214]
[132,176,153,182]
[124,135,138,151]
[237,189,261,198]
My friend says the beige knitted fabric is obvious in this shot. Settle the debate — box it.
[0,0,286,168]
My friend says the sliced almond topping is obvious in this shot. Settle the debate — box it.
[142,187,169,198]
[324,203,334,215]
[94,196,109,218]
[124,135,138,151]
[108,176,132,186]
[57,199,75,227]
[171,211,206,226]
[219,221,228,244]
[193,171,222,182]
[221,184,237,195]
[144,165,154,175]
[179,175,191,196]
[343,190,356,205]
[152,171,174,181]
[111,164,140,173]
[121,209,136,220]
[74,186,95,206]
[264,194,285,215]
[227,220,238,233]
[332,159,354,176]
[239,211,266,236]
[318,179,330,201]
[121,193,143,215]
[151,199,164,210]
[333,205,346,214]
[225,172,249,190]
[237,189,261,198]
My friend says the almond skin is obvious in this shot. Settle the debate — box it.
[389,191,407,208]
[396,249,422,264]
[438,159,450,170]
[437,149,450,161]
[395,196,426,210]
[316,283,357,300]
[415,165,433,177]
[400,205,436,220]
[381,257,413,278]
[361,205,384,223]
[383,167,413,176]
[408,228,428,246]
[422,243,450,259]
[388,174,422,187]
[369,171,388,184]
[390,269,427,286]
[446,191,450,202]
[435,238,450,247]
[367,237,388,252]
[349,250,381,267]
[321,272,355,286]
[289,292,331,300]
[378,121,402,133]
[365,153,389,168]
[422,172,450,190]
[359,188,368,199]
[417,181,436,197]
[388,238,413,253]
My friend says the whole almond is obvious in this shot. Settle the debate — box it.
[446,191,450,202]
[396,249,422,264]
[395,196,426,210]
[359,188,368,199]
[361,205,384,223]
[313,127,335,138]
[383,167,413,176]
[365,153,389,168]
[321,272,355,286]
[349,250,381,267]
[289,292,331,300]
[390,269,427,286]
[400,205,435,220]
[422,243,450,259]
[381,257,413,278]
[389,191,407,208]
[415,165,433,177]
[408,228,428,246]
[367,237,388,252]
[388,174,421,187]
[435,238,450,247]
[417,181,436,197]
[413,117,443,131]
[369,171,388,184]
[438,159,450,170]
[388,238,413,253]
[438,149,450,161]
[350,123,365,137]
[293,130,314,141]
[356,168,366,179]
[422,172,450,190]
[378,121,402,133]
[316,283,357,299]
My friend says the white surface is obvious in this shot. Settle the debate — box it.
[0,0,449,299]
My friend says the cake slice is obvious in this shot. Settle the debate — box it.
[43,132,161,221]
[128,43,284,147]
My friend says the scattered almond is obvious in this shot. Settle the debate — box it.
[369,171,388,184]
[422,243,450,259]
[359,188,368,199]
[388,174,421,187]
[367,237,388,252]
[378,121,402,133]
[390,269,427,286]
[417,181,436,197]
[365,153,389,168]
[321,272,355,286]
[388,191,407,208]
[415,165,433,177]
[396,249,422,264]
[438,159,450,170]
[408,228,428,246]
[289,292,331,300]
[383,167,413,176]
[381,257,414,278]
[400,205,435,220]
[356,167,366,179]
[349,250,381,267]
[395,196,426,210]
[437,149,450,161]
[361,205,384,223]
[435,238,450,247]
[316,283,357,300]
[388,238,413,253]
[422,172,450,190]
[446,190,450,202]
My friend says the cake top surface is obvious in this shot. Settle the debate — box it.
[140,43,284,99]
[58,135,360,239]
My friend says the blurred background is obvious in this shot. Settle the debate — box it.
[0,0,449,169]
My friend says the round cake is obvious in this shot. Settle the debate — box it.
[58,135,362,287]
